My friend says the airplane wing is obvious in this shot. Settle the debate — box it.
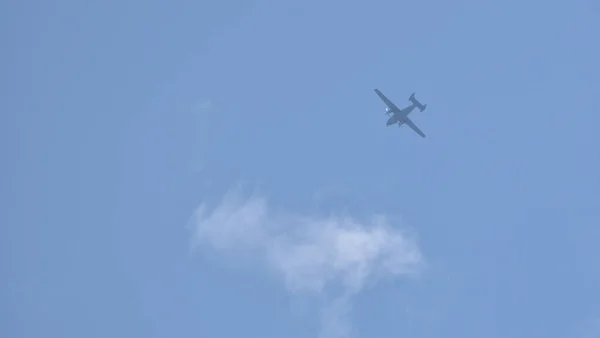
[403,117,426,138]
[374,89,400,112]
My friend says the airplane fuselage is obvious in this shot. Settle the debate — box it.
[385,104,417,126]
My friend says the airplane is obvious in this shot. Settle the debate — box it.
[374,89,427,138]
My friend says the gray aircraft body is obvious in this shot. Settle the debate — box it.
[374,89,427,138]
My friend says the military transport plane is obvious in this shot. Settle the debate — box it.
[374,89,427,138]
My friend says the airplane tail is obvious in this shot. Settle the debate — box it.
[409,93,427,112]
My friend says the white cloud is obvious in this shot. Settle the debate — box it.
[189,188,424,338]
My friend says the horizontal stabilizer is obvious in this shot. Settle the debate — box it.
[409,93,427,112]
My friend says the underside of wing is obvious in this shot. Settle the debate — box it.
[374,89,400,112]
[403,117,426,138]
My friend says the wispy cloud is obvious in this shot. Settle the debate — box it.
[189,188,425,338]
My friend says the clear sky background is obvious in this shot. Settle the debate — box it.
[2,0,599,337]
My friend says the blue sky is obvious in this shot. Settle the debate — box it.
[2,0,599,337]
